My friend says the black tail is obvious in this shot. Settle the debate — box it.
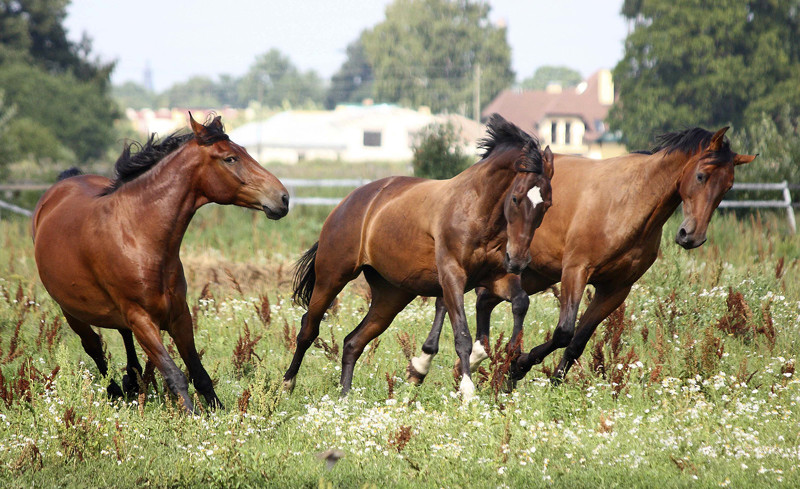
[292,242,318,308]
[57,167,83,181]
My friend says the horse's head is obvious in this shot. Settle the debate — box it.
[503,144,554,274]
[190,114,290,219]
[676,127,756,249]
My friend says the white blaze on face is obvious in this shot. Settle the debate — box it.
[410,352,435,376]
[469,341,489,371]
[527,185,543,207]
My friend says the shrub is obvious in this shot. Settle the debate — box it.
[411,122,472,179]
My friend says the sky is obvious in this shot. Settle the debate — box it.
[64,0,628,93]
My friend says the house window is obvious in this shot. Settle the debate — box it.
[550,122,558,144]
[363,130,382,147]
[564,122,571,145]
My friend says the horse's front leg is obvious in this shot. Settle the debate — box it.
[120,328,144,397]
[407,296,448,385]
[168,303,222,410]
[439,264,475,401]
[126,307,195,413]
[516,266,588,380]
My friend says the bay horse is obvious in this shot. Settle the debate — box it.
[409,126,756,387]
[32,114,289,413]
[284,115,554,400]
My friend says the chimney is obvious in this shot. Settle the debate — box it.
[598,69,614,106]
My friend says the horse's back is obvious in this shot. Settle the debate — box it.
[33,174,111,239]
[317,176,444,291]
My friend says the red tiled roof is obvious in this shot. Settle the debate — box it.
[482,71,614,143]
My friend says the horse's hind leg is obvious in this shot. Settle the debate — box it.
[62,310,123,398]
[552,285,631,381]
[120,328,144,396]
[407,296,448,385]
[168,304,222,410]
[283,270,358,392]
[341,270,414,396]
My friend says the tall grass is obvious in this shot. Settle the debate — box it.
[0,201,798,487]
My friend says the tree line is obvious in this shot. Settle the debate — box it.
[1,0,798,185]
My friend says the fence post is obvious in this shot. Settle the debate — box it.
[782,180,796,234]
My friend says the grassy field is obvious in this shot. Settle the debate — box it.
[0,179,799,487]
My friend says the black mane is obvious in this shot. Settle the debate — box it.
[650,127,731,159]
[102,117,229,195]
[478,113,543,173]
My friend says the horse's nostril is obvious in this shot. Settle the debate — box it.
[678,228,687,238]
[281,194,289,207]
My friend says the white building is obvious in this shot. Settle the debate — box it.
[228,104,483,164]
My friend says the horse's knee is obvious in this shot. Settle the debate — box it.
[510,293,529,314]
[551,326,574,348]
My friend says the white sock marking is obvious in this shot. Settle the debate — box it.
[527,186,543,206]
[460,374,476,401]
[469,341,489,371]
[411,352,434,376]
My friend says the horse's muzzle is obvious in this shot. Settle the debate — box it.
[675,227,706,249]
[263,194,290,220]
[504,252,530,275]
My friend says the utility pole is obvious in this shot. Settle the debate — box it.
[473,63,481,122]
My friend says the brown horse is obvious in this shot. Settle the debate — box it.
[32,114,289,413]
[410,126,756,386]
[284,115,554,400]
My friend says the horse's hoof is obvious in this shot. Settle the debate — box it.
[550,373,565,387]
[459,375,476,402]
[122,374,140,397]
[282,377,296,393]
[406,362,426,386]
[107,381,124,399]
[206,396,224,411]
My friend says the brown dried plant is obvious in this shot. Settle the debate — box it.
[232,322,263,377]
[254,293,272,326]
[313,331,340,362]
[388,425,412,453]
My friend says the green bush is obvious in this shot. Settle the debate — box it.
[730,106,800,184]
[411,122,472,179]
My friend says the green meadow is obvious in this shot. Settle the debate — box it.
[0,171,799,488]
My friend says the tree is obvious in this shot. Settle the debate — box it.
[0,62,118,162]
[730,106,800,184]
[361,0,513,116]
[238,49,325,109]
[163,76,225,109]
[0,90,17,175]
[326,37,374,109]
[0,0,119,163]
[0,0,113,83]
[609,0,800,150]
[520,66,583,91]
[412,122,472,179]
[112,81,158,110]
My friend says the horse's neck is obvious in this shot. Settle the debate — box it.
[454,155,515,238]
[631,151,688,237]
[112,148,200,256]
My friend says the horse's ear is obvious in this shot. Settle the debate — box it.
[189,112,208,139]
[708,126,729,151]
[209,115,223,131]
[733,153,757,166]
[542,145,554,179]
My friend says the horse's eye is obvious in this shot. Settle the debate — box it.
[696,173,706,183]
[223,156,238,164]
[511,195,518,205]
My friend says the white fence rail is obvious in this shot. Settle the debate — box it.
[718,181,796,233]
[0,180,797,233]
[281,178,371,208]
